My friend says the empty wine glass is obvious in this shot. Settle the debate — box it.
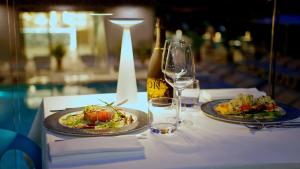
[162,39,195,126]
[161,39,171,74]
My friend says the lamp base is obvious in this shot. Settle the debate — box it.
[116,28,138,103]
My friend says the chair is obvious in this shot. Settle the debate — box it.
[0,129,41,169]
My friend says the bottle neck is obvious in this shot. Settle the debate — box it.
[155,25,165,49]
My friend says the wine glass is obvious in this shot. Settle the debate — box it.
[161,39,171,74]
[162,39,195,126]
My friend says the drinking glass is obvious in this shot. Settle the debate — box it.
[181,79,200,108]
[162,39,195,126]
[148,97,179,134]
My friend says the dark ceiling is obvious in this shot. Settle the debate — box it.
[2,0,300,31]
[2,0,299,15]
[1,0,273,18]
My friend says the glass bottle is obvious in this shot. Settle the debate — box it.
[147,18,173,99]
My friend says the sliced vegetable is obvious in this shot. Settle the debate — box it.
[215,94,283,120]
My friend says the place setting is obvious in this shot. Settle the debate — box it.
[199,89,300,132]
[43,98,150,167]
[44,99,148,137]
[43,37,202,167]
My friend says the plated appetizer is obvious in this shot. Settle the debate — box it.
[59,103,134,130]
[215,94,285,120]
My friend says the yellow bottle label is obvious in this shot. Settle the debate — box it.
[147,78,169,98]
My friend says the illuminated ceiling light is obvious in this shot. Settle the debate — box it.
[90,13,113,16]
[109,18,144,103]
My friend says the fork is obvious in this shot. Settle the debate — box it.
[244,120,300,131]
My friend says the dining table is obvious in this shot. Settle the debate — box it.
[30,88,300,169]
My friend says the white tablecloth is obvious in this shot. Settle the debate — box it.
[32,90,300,169]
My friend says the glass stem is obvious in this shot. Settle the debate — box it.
[176,89,182,127]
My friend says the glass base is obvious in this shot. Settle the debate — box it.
[150,123,176,134]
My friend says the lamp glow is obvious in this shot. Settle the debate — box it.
[109,18,144,103]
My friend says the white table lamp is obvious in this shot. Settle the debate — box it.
[109,18,144,103]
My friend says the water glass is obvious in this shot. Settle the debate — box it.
[148,97,179,134]
[181,79,200,107]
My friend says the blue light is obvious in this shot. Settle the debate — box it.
[254,15,300,25]
[0,91,10,97]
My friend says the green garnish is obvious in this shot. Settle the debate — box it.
[98,99,123,115]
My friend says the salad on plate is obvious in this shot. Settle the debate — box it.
[215,94,285,120]
[59,101,135,130]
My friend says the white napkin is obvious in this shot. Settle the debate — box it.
[49,136,145,167]
[200,88,266,101]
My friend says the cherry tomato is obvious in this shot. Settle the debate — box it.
[266,103,277,111]
[240,104,251,112]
